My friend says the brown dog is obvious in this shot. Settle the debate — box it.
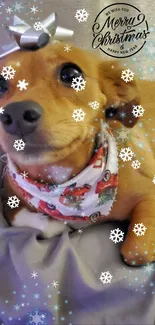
[0,42,155,265]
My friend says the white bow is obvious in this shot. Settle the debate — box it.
[0,12,74,58]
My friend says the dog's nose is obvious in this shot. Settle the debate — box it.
[0,100,43,136]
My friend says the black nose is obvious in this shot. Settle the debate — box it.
[0,100,43,136]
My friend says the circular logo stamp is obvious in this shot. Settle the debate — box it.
[92,3,150,58]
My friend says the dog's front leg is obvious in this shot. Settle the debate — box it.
[11,208,67,238]
[121,195,155,265]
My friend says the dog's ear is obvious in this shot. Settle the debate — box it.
[98,60,141,128]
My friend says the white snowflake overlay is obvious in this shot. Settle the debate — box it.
[6,6,13,14]
[64,44,71,52]
[75,9,89,23]
[152,175,155,184]
[27,309,46,325]
[71,76,86,92]
[17,79,29,91]
[52,280,59,288]
[30,5,38,14]
[109,228,124,244]
[13,139,26,151]
[88,101,100,110]
[15,61,21,67]
[33,21,43,31]
[72,108,86,122]
[121,69,134,83]
[1,65,16,80]
[131,160,141,169]
[100,271,113,284]
[20,171,28,179]
[133,223,147,236]
[31,271,38,279]
[116,128,130,142]
[78,228,83,234]
[132,105,145,118]
[0,107,4,114]
[119,147,134,162]
[7,195,20,209]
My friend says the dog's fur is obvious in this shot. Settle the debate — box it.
[0,42,155,265]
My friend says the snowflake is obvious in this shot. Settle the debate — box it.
[8,317,13,321]
[121,68,134,83]
[27,308,46,325]
[116,128,130,142]
[132,105,145,118]
[143,263,155,274]
[119,147,134,162]
[30,5,38,14]
[71,75,86,92]
[17,79,29,91]
[88,101,99,110]
[109,228,124,244]
[13,139,26,151]
[133,223,147,236]
[0,107,4,114]
[33,22,43,31]
[53,304,60,311]
[20,171,28,179]
[78,228,83,234]
[13,2,23,12]
[15,61,21,67]
[6,6,13,14]
[14,304,20,311]
[31,271,38,279]
[75,9,89,23]
[7,195,20,209]
[152,175,155,184]
[119,111,127,119]
[64,44,71,52]
[131,160,141,169]
[51,280,59,288]
[33,293,40,300]
[1,65,16,80]
[72,108,86,122]
[99,271,113,284]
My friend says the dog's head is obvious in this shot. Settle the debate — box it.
[0,42,140,168]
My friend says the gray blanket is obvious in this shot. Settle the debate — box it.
[0,159,155,325]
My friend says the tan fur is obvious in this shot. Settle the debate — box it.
[0,43,155,265]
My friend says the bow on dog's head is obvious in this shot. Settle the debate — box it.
[0,12,74,59]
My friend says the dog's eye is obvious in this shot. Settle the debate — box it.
[59,63,83,84]
[0,75,9,96]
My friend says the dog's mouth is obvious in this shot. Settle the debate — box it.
[23,136,81,153]
[5,134,85,165]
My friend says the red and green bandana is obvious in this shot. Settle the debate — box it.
[7,122,118,224]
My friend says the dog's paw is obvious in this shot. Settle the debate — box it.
[120,233,155,266]
[12,208,67,238]
[39,214,67,238]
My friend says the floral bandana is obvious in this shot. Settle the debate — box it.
[7,122,118,224]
